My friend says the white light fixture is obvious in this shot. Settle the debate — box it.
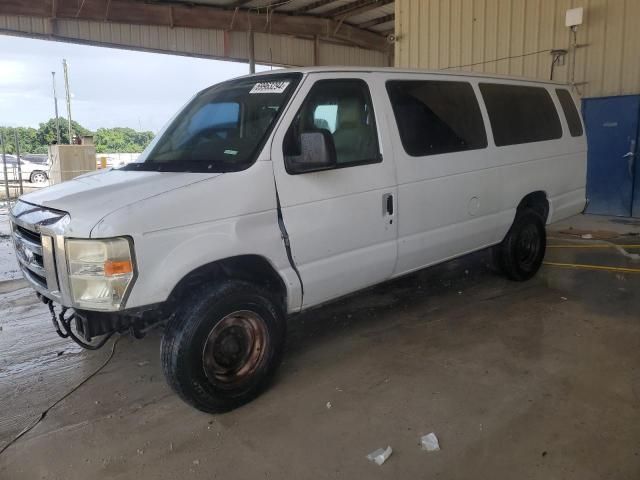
[564,7,584,87]
[565,7,583,29]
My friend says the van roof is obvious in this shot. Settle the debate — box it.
[247,66,568,87]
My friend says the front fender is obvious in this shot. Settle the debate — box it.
[91,162,302,313]
[128,210,299,310]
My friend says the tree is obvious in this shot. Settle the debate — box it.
[0,127,39,154]
[94,127,155,153]
[35,117,92,147]
[0,118,155,155]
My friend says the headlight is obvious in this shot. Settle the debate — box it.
[66,237,136,311]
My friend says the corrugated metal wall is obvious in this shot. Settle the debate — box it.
[395,0,640,98]
[0,14,388,68]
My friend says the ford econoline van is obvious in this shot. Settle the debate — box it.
[10,67,586,412]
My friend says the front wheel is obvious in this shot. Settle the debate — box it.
[161,280,286,413]
[494,209,546,281]
[30,171,48,183]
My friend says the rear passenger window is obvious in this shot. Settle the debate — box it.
[386,80,487,156]
[556,89,583,137]
[479,84,562,146]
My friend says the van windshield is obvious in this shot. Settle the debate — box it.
[123,73,301,173]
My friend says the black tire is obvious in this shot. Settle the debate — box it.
[494,208,546,281]
[30,171,47,183]
[161,280,286,413]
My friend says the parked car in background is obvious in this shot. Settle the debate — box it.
[1,154,49,183]
[22,153,51,166]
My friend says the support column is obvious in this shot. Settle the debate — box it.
[314,35,320,66]
[248,30,256,74]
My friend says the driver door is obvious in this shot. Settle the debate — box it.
[271,73,398,309]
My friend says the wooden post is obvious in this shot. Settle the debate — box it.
[14,131,23,195]
[1,131,10,202]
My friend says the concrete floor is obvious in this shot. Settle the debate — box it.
[1,215,639,479]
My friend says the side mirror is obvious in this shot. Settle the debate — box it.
[286,130,337,174]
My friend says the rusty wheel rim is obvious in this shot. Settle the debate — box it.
[202,310,268,388]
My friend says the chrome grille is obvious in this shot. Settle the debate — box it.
[10,201,69,302]
[12,223,47,287]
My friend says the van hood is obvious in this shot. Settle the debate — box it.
[20,169,222,236]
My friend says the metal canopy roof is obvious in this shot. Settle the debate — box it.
[171,1,395,36]
[0,0,394,53]
[0,0,395,68]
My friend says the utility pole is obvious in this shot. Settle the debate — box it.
[51,71,61,144]
[62,59,73,143]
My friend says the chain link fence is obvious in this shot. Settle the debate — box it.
[1,130,50,204]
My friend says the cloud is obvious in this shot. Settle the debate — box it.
[0,35,268,132]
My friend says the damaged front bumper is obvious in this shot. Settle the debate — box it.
[10,200,164,349]
[42,295,163,349]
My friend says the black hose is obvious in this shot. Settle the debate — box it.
[58,309,115,351]
[48,301,69,339]
[47,301,114,350]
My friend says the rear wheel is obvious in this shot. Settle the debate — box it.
[494,209,546,281]
[161,280,286,413]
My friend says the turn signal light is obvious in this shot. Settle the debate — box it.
[104,260,133,277]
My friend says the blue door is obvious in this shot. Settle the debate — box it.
[583,95,640,217]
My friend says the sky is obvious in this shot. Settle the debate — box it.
[0,35,269,133]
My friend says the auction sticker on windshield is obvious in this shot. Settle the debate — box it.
[249,81,290,94]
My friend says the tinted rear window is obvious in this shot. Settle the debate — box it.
[386,80,487,156]
[479,83,562,146]
[556,89,583,137]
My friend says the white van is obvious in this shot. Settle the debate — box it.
[10,67,586,412]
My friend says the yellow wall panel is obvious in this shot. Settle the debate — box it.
[621,0,640,95]
[495,0,512,75]
[449,0,463,70]
[471,0,486,73]
[439,0,451,70]
[460,0,474,71]
[485,0,499,74]
[395,0,640,97]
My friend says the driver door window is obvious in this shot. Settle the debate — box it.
[284,79,381,170]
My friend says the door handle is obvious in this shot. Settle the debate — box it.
[383,193,394,216]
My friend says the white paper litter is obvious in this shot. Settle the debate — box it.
[420,433,440,451]
[366,446,392,465]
